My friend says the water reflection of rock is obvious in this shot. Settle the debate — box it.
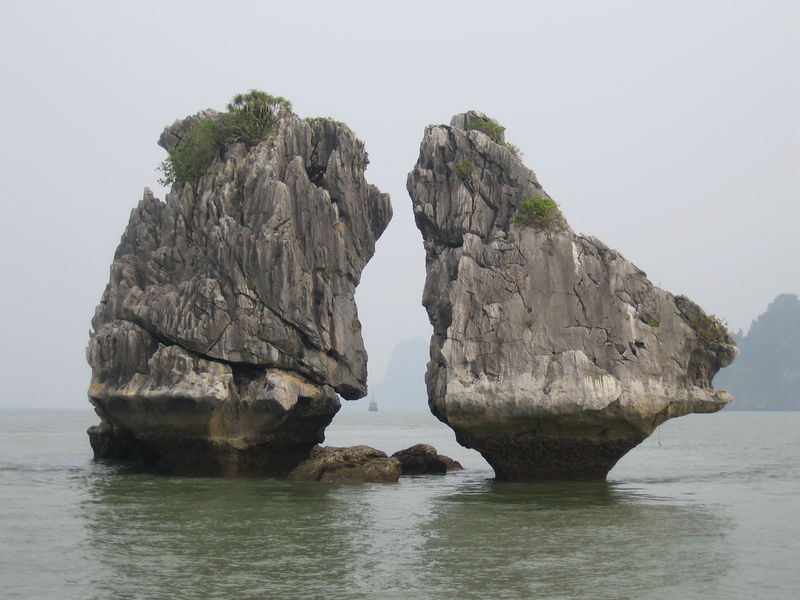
[80,466,349,599]
[418,478,734,598]
[79,463,734,600]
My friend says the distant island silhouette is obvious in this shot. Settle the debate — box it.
[369,337,429,411]
[716,294,800,410]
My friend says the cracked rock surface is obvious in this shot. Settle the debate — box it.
[408,111,737,481]
[87,109,391,475]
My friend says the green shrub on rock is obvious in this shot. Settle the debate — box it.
[467,118,506,143]
[499,141,521,156]
[157,118,226,186]
[224,90,291,144]
[452,155,475,193]
[453,156,474,180]
[513,195,563,231]
[305,116,349,130]
[158,90,292,186]
[690,314,734,344]
[466,118,521,157]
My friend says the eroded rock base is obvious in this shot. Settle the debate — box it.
[88,423,138,461]
[88,375,340,476]
[455,422,647,481]
[90,431,321,477]
[88,421,334,477]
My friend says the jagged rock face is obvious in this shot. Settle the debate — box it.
[408,111,737,481]
[87,110,391,475]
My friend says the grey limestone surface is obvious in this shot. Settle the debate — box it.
[87,109,391,475]
[408,111,737,480]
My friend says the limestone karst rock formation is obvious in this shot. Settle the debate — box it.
[408,111,737,481]
[87,97,391,475]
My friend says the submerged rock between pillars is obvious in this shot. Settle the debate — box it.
[87,95,391,476]
[289,446,402,483]
[288,443,464,482]
[408,110,738,481]
[391,444,463,475]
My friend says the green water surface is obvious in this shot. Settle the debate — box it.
[1,409,798,599]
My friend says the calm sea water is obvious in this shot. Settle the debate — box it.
[1,406,798,600]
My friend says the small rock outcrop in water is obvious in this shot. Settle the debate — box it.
[391,444,463,474]
[287,443,462,481]
[408,111,737,481]
[87,96,391,475]
[288,446,402,482]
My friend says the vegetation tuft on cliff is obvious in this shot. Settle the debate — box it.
[158,90,291,186]
[466,118,521,156]
[690,314,734,345]
[513,195,564,231]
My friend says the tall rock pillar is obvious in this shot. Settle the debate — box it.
[87,102,391,475]
[408,111,736,480]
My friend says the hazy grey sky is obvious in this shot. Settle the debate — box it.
[1,1,797,409]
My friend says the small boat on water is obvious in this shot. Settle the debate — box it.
[368,394,378,412]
